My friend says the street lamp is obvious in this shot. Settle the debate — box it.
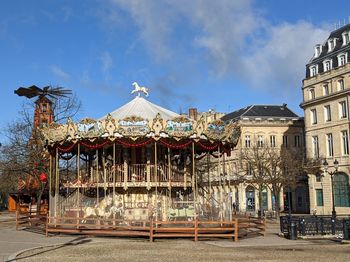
[322,159,339,234]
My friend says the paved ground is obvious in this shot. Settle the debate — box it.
[1,213,349,262]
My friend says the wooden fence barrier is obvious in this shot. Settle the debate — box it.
[46,216,151,237]
[45,216,265,242]
[149,219,239,242]
[16,208,47,230]
[238,217,266,237]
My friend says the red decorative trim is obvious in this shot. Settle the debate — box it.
[159,139,192,149]
[116,138,153,148]
[80,140,111,149]
[196,141,220,151]
[57,143,76,153]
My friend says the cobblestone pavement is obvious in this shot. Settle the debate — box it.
[0,212,77,262]
[1,214,349,262]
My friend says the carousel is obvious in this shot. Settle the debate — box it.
[41,83,240,225]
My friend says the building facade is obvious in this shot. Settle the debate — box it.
[301,24,350,215]
[197,104,307,215]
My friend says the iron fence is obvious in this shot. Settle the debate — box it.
[280,215,350,239]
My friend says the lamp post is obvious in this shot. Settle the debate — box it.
[322,159,339,234]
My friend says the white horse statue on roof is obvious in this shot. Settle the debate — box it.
[131,82,149,97]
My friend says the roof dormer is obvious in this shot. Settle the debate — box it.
[314,44,322,58]
[342,31,350,46]
[328,38,337,52]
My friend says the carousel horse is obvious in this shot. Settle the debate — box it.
[82,195,113,222]
[131,82,149,97]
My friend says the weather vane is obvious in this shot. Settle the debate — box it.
[14,85,72,99]
[131,82,149,97]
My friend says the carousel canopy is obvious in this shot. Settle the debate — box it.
[100,96,180,121]
[41,83,241,147]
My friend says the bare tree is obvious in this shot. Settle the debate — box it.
[0,94,81,212]
[238,145,306,217]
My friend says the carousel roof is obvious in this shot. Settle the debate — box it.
[100,96,180,121]
[41,83,241,147]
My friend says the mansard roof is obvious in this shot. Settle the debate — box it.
[221,104,299,122]
[309,24,350,63]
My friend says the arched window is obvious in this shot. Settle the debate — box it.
[246,186,255,211]
[333,172,350,207]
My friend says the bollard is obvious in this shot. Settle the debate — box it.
[289,220,297,240]
[343,220,350,240]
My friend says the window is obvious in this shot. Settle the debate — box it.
[323,84,330,96]
[41,119,48,127]
[341,130,349,155]
[310,65,318,77]
[326,133,334,157]
[339,101,347,119]
[314,44,322,57]
[42,104,47,113]
[328,38,336,52]
[282,135,288,148]
[315,173,322,182]
[338,53,347,66]
[309,88,315,99]
[270,135,276,148]
[323,60,332,71]
[246,163,253,176]
[316,189,324,206]
[342,32,350,45]
[257,135,264,147]
[245,135,251,148]
[294,135,301,147]
[324,105,331,122]
[312,136,319,158]
[333,173,350,207]
[311,109,317,124]
[338,79,344,91]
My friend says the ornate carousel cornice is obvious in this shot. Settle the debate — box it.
[42,113,240,148]
[41,82,240,149]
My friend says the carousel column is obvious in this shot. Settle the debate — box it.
[49,152,52,218]
[154,141,158,221]
[207,154,211,209]
[102,147,107,197]
[146,148,151,190]
[192,142,197,219]
[112,142,116,224]
[112,142,116,199]
[123,148,128,191]
[55,147,59,218]
[96,149,99,204]
[167,147,172,220]
[122,148,129,207]
[218,146,223,221]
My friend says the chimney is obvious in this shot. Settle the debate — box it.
[188,108,198,121]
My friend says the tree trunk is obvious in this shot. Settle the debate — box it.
[272,187,281,218]
[36,181,45,216]
[258,186,263,218]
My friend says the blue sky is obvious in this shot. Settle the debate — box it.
[1,0,350,142]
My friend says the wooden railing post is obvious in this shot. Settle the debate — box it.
[234,218,238,242]
[15,209,19,230]
[194,219,198,242]
[150,219,154,242]
[46,214,49,237]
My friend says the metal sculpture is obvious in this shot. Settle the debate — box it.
[14,85,72,99]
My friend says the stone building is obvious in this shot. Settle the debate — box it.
[301,24,350,215]
[221,104,307,214]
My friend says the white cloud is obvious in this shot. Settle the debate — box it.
[100,51,113,73]
[105,0,330,94]
[51,65,70,81]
